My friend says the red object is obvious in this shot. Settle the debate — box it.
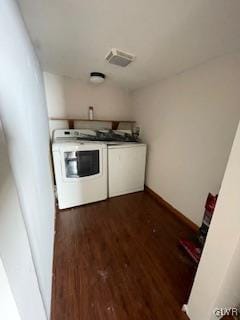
[179,239,202,263]
[205,193,218,213]
[179,193,218,263]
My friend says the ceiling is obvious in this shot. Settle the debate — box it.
[18,0,240,91]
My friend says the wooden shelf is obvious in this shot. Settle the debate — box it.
[49,117,135,123]
[49,118,136,130]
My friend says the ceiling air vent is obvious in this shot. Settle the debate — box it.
[105,48,135,67]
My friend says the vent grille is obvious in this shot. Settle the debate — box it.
[105,48,135,67]
[106,51,114,61]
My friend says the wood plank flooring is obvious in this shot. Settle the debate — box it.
[51,191,196,320]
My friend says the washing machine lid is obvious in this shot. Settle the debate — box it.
[107,142,146,149]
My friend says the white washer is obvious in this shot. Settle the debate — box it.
[108,143,147,198]
[52,130,107,209]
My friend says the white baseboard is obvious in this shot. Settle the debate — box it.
[182,304,189,317]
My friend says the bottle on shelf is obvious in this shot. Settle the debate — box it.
[88,106,94,120]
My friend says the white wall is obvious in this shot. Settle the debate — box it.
[187,121,240,320]
[0,0,55,317]
[215,238,240,313]
[0,124,46,320]
[0,258,21,320]
[132,53,240,225]
[44,72,131,119]
[44,72,133,134]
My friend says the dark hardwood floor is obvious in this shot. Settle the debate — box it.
[51,191,196,320]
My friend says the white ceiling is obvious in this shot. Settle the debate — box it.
[18,0,240,91]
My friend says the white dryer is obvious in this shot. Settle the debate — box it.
[108,142,147,198]
[52,130,107,209]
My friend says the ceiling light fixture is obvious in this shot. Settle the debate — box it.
[90,72,105,84]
